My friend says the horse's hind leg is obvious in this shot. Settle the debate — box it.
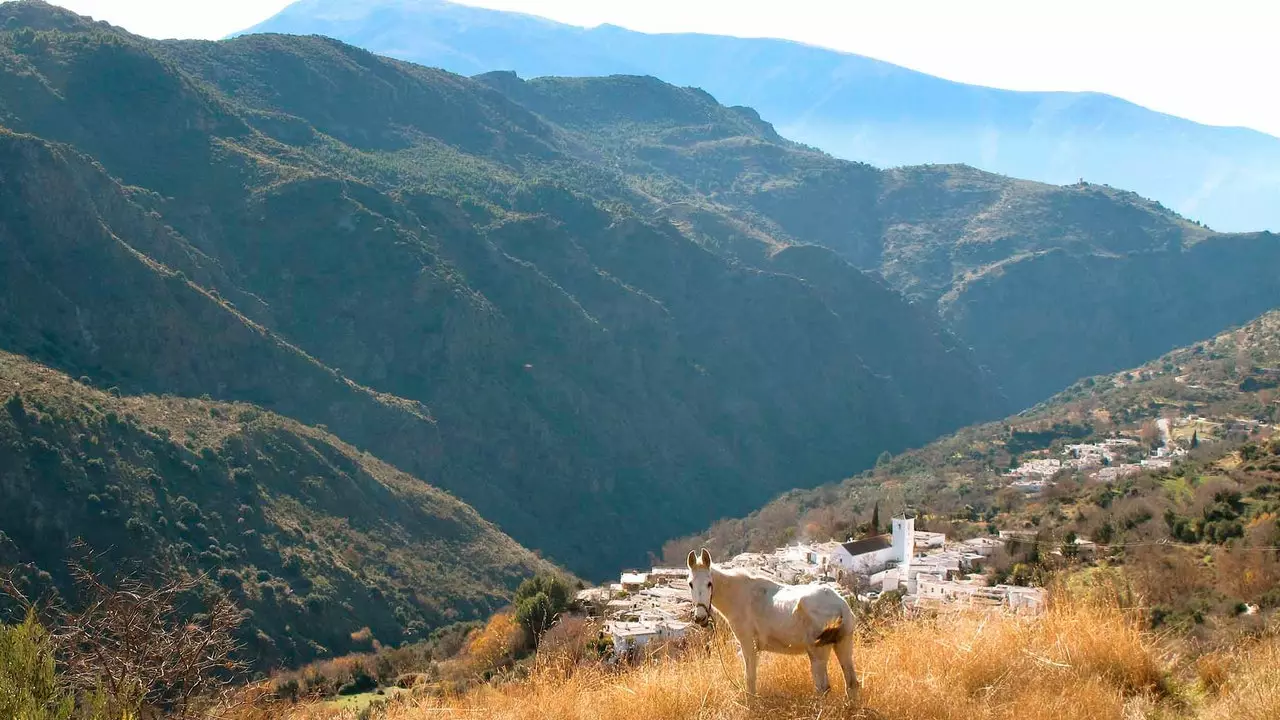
[807,645,832,695]
[835,633,859,698]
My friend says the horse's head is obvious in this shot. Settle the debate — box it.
[686,547,714,626]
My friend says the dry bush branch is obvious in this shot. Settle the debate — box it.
[2,543,246,718]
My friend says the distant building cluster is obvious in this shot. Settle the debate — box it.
[576,568,694,657]
[1003,418,1199,490]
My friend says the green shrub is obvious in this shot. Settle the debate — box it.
[0,614,74,720]
[513,573,572,645]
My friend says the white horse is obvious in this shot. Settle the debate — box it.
[686,547,859,697]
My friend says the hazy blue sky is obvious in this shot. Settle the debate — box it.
[42,0,1280,138]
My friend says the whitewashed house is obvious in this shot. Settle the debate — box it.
[961,537,1004,557]
[787,515,918,579]
[860,516,916,572]
[914,531,947,551]
[606,619,691,657]
[648,567,687,582]
[914,575,1047,613]
[619,572,648,592]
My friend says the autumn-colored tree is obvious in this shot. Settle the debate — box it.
[457,613,524,678]
[1215,544,1280,604]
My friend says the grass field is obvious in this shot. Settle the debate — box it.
[323,688,408,713]
[251,585,1278,720]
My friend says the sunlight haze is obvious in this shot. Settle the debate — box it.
[33,0,1280,138]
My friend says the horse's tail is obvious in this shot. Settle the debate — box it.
[814,615,843,646]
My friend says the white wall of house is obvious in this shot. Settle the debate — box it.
[832,545,899,574]
[609,621,689,656]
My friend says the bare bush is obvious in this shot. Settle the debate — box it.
[3,548,244,719]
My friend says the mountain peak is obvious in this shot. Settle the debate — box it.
[238,0,1280,232]
[2,0,102,33]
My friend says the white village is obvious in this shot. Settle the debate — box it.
[1003,413,1267,490]
[578,514,1050,658]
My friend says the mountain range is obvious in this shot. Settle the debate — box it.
[0,1,1003,584]
[0,0,1278,662]
[242,0,1280,234]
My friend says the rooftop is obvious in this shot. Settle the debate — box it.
[842,534,893,557]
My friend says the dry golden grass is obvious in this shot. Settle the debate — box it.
[244,584,1280,720]
[1202,636,1280,720]
[259,591,1279,720]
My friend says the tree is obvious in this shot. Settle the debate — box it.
[1061,531,1079,559]
[453,613,523,678]
[1190,430,1199,449]
[0,613,74,720]
[512,573,572,646]
[869,501,881,536]
[1138,421,1161,452]
[0,612,124,720]
[514,574,570,613]
[1094,521,1114,545]
[514,592,557,645]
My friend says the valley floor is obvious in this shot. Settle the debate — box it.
[251,584,1278,720]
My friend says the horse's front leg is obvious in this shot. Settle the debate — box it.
[734,633,759,696]
[807,645,832,695]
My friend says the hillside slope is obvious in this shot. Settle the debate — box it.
[476,73,1280,406]
[0,2,1005,578]
[0,350,552,668]
[242,0,1280,234]
[674,309,1280,564]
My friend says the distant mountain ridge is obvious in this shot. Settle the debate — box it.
[240,0,1280,234]
[469,71,1280,407]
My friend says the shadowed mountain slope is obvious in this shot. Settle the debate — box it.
[0,349,552,668]
[475,72,1280,407]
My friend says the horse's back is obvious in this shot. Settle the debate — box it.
[743,583,856,655]
[780,585,850,626]
[803,584,851,611]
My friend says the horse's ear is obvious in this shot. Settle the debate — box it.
[699,547,712,566]
[686,550,698,569]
